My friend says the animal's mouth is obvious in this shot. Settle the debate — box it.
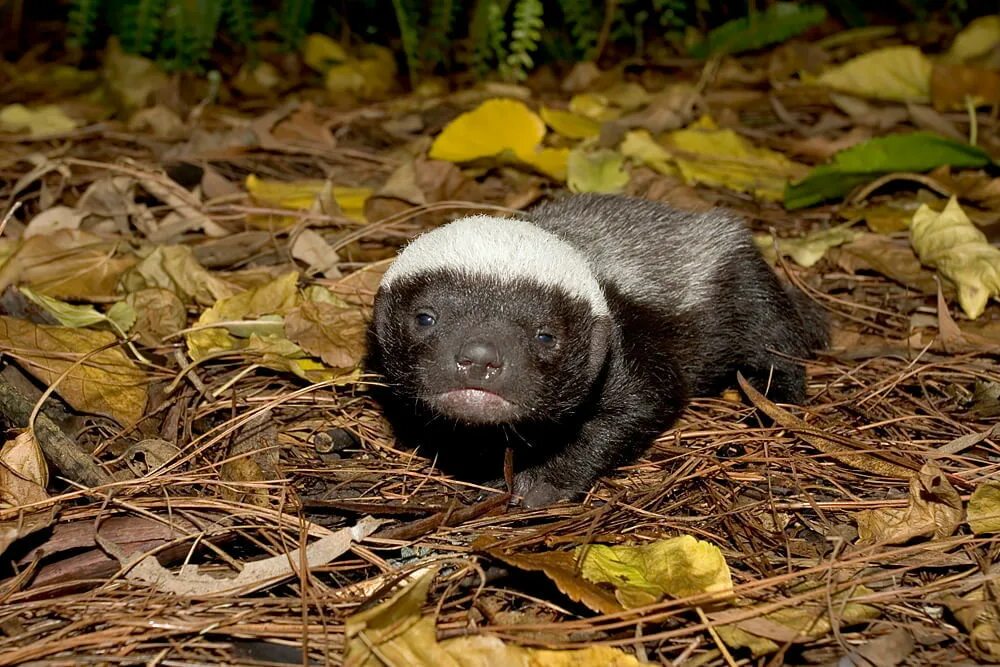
[430,388,519,424]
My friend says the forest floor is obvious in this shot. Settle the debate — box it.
[0,16,999,667]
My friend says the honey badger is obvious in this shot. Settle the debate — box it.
[367,194,827,507]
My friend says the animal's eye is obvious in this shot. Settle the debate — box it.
[415,312,436,327]
[536,330,556,345]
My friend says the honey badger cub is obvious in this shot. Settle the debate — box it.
[367,194,827,507]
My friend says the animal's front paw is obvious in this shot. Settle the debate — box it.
[512,470,578,508]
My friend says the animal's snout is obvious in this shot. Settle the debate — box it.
[456,339,503,379]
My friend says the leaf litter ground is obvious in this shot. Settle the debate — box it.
[1,22,1000,667]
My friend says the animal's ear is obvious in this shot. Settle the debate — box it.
[587,315,612,378]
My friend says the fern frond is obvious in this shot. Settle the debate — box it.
[68,0,103,48]
[223,0,256,50]
[503,0,542,81]
[423,0,455,70]
[391,0,422,82]
[278,0,314,50]
[129,0,167,54]
[557,0,598,58]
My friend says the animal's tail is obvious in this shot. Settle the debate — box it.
[785,285,829,352]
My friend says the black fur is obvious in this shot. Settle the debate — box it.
[367,194,827,507]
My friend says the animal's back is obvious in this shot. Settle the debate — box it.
[527,194,749,312]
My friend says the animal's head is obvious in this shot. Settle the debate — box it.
[368,216,612,425]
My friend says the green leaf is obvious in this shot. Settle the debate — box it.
[689,3,827,59]
[785,132,993,210]
[19,287,109,328]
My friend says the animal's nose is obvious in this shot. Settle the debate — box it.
[456,339,503,374]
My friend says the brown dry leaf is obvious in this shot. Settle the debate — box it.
[0,230,136,300]
[0,431,56,557]
[943,587,1000,659]
[715,588,880,657]
[291,229,341,278]
[856,462,964,545]
[220,411,279,507]
[125,288,187,346]
[486,548,623,614]
[835,233,940,295]
[122,245,239,306]
[127,105,187,140]
[0,316,149,427]
[326,263,388,308]
[123,516,380,596]
[101,38,170,111]
[931,63,1000,111]
[284,300,368,370]
[23,206,86,238]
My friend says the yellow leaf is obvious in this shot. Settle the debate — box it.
[620,129,677,175]
[0,104,77,137]
[429,98,546,163]
[345,566,643,667]
[324,46,397,100]
[102,38,169,111]
[540,106,600,139]
[186,271,300,361]
[521,146,570,181]
[664,116,805,201]
[19,287,109,328]
[944,587,1000,659]
[910,197,1000,319]
[122,245,238,306]
[576,535,733,608]
[817,46,932,103]
[569,93,621,121]
[567,148,629,194]
[754,224,858,268]
[0,316,149,427]
[303,33,349,72]
[245,174,371,223]
[944,15,1000,64]
[968,480,1000,535]
[856,462,964,544]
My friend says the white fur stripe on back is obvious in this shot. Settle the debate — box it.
[380,215,609,317]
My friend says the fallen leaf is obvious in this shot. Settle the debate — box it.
[245,174,371,223]
[0,230,137,300]
[291,229,341,278]
[577,535,733,608]
[664,116,805,201]
[125,515,380,596]
[785,132,993,209]
[930,63,1000,111]
[856,462,964,544]
[567,148,629,194]
[122,245,238,306]
[125,288,187,346]
[835,233,939,295]
[324,44,397,100]
[18,287,111,328]
[967,480,1000,535]
[620,129,677,175]
[817,46,932,103]
[910,197,1000,319]
[101,38,169,111]
[0,104,78,136]
[23,205,86,238]
[540,106,600,139]
[127,105,187,139]
[429,98,545,164]
[943,587,1000,659]
[943,15,1000,65]
[689,2,827,58]
[303,33,349,72]
[715,587,880,656]
[486,548,624,615]
[755,224,858,268]
[0,431,55,558]
[284,300,367,369]
[344,566,643,667]
[0,316,149,427]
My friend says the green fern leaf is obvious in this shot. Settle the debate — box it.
[504,0,542,81]
[223,0,256,51]
[68,0,103,48]
[278,0,314,50]
[557,0,598,58]
[391,0,422,82]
